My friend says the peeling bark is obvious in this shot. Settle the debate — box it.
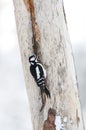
[13,0,84,130]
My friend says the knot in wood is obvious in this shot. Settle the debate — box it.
[43,108,56,130]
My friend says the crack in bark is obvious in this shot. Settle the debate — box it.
[62,0,67,27]
[24,0,42,60]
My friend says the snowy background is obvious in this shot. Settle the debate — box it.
[0,0,86,129]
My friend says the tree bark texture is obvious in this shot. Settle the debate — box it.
[13,0,84,130]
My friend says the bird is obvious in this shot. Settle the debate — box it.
[29,55,50,111]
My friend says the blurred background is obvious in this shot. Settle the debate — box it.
[0,0,86,129]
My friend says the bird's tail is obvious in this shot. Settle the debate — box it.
[41,86,51,98]
[40,86,50,112]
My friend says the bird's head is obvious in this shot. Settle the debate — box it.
[29,55,38,65]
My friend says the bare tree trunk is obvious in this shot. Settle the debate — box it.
[13,0,84,130]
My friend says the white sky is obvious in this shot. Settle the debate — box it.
[0,0,17,53]
[64,0,86,44]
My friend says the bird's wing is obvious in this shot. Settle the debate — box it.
[36,66,40,79]
[37,63,46,78]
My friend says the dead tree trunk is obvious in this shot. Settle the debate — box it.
[13,0,84,130]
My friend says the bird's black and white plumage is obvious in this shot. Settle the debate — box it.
[29,55,50,98]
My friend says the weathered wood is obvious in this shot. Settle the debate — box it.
[13,0,84,130]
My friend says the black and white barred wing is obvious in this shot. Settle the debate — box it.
[36,63,46,79]
[36,63,50,98]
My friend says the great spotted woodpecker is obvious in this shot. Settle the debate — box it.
[29,55,50,111]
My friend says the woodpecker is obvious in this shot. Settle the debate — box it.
[29,55,50,111]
